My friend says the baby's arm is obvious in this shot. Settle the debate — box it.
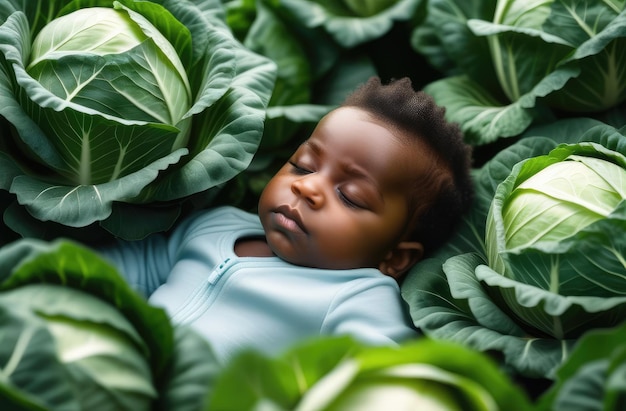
[99,233,174,298]
[321,277,420,345]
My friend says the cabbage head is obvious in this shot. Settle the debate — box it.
[402,120,626,379]
[208,337,533,411]
[25,5,192,185]
[0,284,157,411]
[0,238,219,410]
[0,0,276,241]
[484,141,626,340]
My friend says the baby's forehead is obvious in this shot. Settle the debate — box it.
[307,124,431,186]
[313,109,426,158]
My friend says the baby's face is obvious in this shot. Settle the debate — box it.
[258,106,423,270]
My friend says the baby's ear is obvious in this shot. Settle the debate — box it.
[378,241,423,281]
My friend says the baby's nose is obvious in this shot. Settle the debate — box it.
[291,176,324,209]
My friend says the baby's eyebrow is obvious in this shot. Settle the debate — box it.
[303,139,322,155]
[342,162,371,181]
[338,155,385,204]
[344,163,384,201]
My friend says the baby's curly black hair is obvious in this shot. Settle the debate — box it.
[342,76,474,256]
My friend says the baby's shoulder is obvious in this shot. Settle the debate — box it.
[173,206,261,241]
[185,206,259,230]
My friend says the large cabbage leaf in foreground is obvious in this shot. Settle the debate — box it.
[0,0,275,241]
[208,336,532,410]
[413,0,626,144]
[0,238,219,410]
[402,119,626,380]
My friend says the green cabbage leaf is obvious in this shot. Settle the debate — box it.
[537,322,626,411]
[276,0,424,48]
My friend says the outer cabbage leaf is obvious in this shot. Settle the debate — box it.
[543,9,626,112]
[0,0,276,240]
[484,141,626,339]
[475,255,626,341]
[537,323,626,411]
[403,253,575,379]
[402,120,626,380]
[411,0,498,88]
[276,0,424,47]
[423,75,539,145]
[156,325,221,411]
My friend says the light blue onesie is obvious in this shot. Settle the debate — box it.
[101,206,419,364]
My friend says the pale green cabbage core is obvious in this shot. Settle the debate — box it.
[297,361,497,411]
[29,8,148,63]
[46,317,157,407]
[27,6,191,128]
[502,155,626,249]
